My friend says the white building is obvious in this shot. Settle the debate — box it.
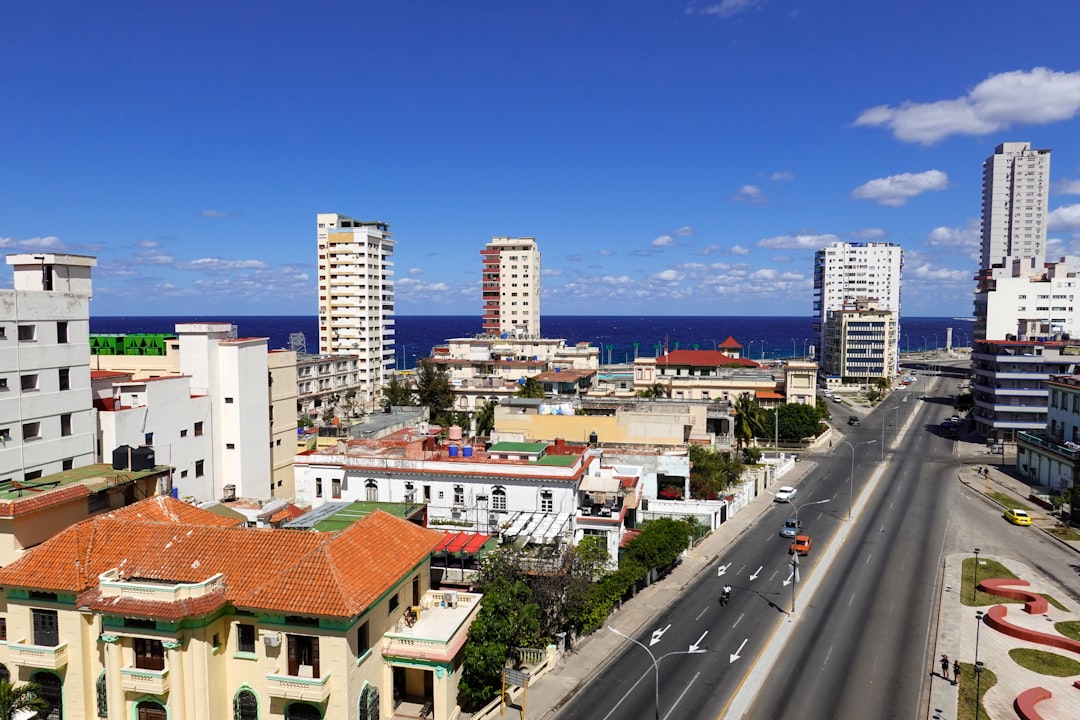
[94,373,215,499]
[974,256,1080,341]
[813,242,902,377]
[979,141,1050,271]
[821,302,899,381]
[317,213,395,413]
[296,352,362,415]
[1016,373,1080,493]
[0,254,97,482]
[481,237,541,338]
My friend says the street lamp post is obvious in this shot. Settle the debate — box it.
[791,338,797,359]
[607,625,707,720]
[839,439,876,521]
[974,610,984,665]
[781,496,829,613]
[921,336,927,353]
[973,547,983,597]
[747,340,756,361]
[974,660,985,720]
[803,338,809,358]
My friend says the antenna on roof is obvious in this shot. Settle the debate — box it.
[289,332,308,354]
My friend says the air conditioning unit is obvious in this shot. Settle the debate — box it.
[446,590,458,609]
[262,632,281,648]
[223,484,237,502]
[488,513,498,525]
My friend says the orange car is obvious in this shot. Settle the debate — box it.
[789,535,812,555]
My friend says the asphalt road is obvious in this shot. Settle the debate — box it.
[554,370,981,720]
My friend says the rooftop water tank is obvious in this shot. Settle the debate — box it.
[112,445,133,471]
[448,445,459,458]
[130,446,155,471]
[463,446,474,458]
[448,425,463,441]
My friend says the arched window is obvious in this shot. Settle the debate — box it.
[0,663,9,684]
[491,486,506,512]
[32,672,62,720]
[358,684,380,720]
[135,701,166,720]
[95,672,107,718]
[233,688,259,720]
[365,479,378,502]
[285,703,322,720]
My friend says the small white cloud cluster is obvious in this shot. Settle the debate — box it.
[851,170,948,207]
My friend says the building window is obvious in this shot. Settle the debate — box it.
[32,609,59,647]
[225,397,234,404]
[237,623,256,654]
[540,490,553,513]
[60,414,72,437]
[0,428,9,443]
[20,374,38,391]
[0,378,7,391]
[24,470,43,482]
[96,671,107,718]
[286,635,320,678]
[31,671,62,720]
[22,422,41,441]
[331,478,341,499]
[195,460,205,477]
[226,443,235,450]
[492,487,506,511]
[180,429,188,437]
[316,478,323,498]
[194,422,204,436]
[56,322,68,344]
[357,621,370,657]
[134,637,165,670]
[359,685,380,720]
[454,485,464,505]
[388,594,399,613]
[233,689,258,720]
[0,617,6,641]
[364,479,377,502]
[58,368,70,391]
[62,458,73,471]
[17,325,35,341]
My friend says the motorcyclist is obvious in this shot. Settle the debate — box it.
[720,585,732,606]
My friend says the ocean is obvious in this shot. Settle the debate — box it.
[88,315,973,370]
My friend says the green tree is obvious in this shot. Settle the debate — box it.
[415,360,455,419]
[381,374,416,408]
[955,391,974,413]
[689,445,744,499]
[515,376,545,399]
[767,403,827,442]
[0,680,48,720]
[733,394,766,449]
[473,400,497,438]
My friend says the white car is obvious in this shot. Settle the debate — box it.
[774,486,797,502]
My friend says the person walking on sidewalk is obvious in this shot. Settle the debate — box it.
[940,654,950,679]
[953,659,961,686]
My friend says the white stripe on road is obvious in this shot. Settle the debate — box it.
[662,672,701,720]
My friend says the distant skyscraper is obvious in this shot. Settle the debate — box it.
[316,213,395,411]
[979,142,1050,270]
[481,237,541,338]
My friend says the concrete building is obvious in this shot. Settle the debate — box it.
[269,349,299,497]
[317,213,395,413]
[1016,373,1080,492]
[296,352,361,416]
[0,495,479,720]
[821,302,899,382]
[813,242,902,371]
[979,141,1050,271]
[973,256,1080,341]
[481,237,541,338]
[971,338,1080,441]
[1,254,97,483]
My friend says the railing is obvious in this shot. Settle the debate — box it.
[8,642,69,670]
[265,671,331,702]
[1017,431,1080,459]
[121,667,169,694]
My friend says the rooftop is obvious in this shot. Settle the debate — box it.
[0,463,169,510]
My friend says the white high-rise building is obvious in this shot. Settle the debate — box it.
[481,237,541,338]
[1,254,97,482]
[979,141,1051,271]
[317,213,395,412]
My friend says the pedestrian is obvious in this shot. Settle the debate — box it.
[940,654,949,679]
[953,659,961,685]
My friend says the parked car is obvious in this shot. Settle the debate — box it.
[833,396,843,403]
[774,486,798,502]
[848,415,860,426]
[950,415,961,424]
[789,535,812,555]
[780,518,803,538]
[1003,508,1032,526]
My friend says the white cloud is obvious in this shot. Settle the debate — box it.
[199,209,243,218]
[653,269,685,283]
[133,239,160,249]
[756,233,841,250]
[733,184,767,205]
[926,219,980,248]
[179,257,270,272]
[652,234,675,247]
[730,244,750,256]
[600,275,633,285]
[0,235,64,250]
[854,67,1080,144]
[1055,179,1080,196]
[851,170,948,207]
[597,249,615,256]
[408,267,424,275]
[695,0,763,19]
[849,228,887,240]
[770,170,795,182]
[1048,203,1080,232]
[675,226,694,236]
[541,268,564,276]
[906,263,971,282]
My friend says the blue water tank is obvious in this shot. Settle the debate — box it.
[171,486,179,499]
[449,445,459,457]
[463,446,474,458]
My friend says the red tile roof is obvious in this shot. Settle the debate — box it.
[658,350,759,368]
[0,497,443,620]
[718,336,742,349]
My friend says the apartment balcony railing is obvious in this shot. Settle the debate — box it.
[120,667,169,695]
[1017,431,1080,460]
[8,641,69,670]
[265,671,332,703]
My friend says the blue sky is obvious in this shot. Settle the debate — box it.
[4,1,1080,318]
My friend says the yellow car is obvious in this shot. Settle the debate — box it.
[1003,508,1032,526]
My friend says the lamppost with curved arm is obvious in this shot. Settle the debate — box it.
[921,336,927,353]
[607,625,708,720]
[779,496,830,613]
[747,340,756,361]
[839,439,876,520]
[791,337,797,359]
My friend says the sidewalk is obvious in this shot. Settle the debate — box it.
[509,459,819,720]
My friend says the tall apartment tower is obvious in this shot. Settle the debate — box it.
[979,142,1051,271]
[481,237,541,338]
[1,254,98,482]
[813,242,903,379]
[317,213,395,412]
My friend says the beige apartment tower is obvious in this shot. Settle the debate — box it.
[317,213,395,412]
[481,237,541,338]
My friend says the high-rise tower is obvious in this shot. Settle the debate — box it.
[316,213,395,411]
[979,142,1051,270]
[481,237,541,338]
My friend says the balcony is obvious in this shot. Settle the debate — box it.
[121,667,169,695]
[265,671,332,703]
[1017,431,1080,460]
[382,590,482,664]
[8,642,69,670]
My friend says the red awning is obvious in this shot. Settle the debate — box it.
[446,533,472,554]
[463,533,491,554]
[435,532,457,552]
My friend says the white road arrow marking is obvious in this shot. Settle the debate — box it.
[782,569,794,587]
[749,566,763,581]
[689,630,709,653]
[717,563,731,577]
[649,624,671,647]
[730,638,748,663]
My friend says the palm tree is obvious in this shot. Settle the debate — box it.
[473,400,497,438]
[733,393,766,449]
[634,382,669,399]
[0,680,48,720]
[515,377,545,399]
